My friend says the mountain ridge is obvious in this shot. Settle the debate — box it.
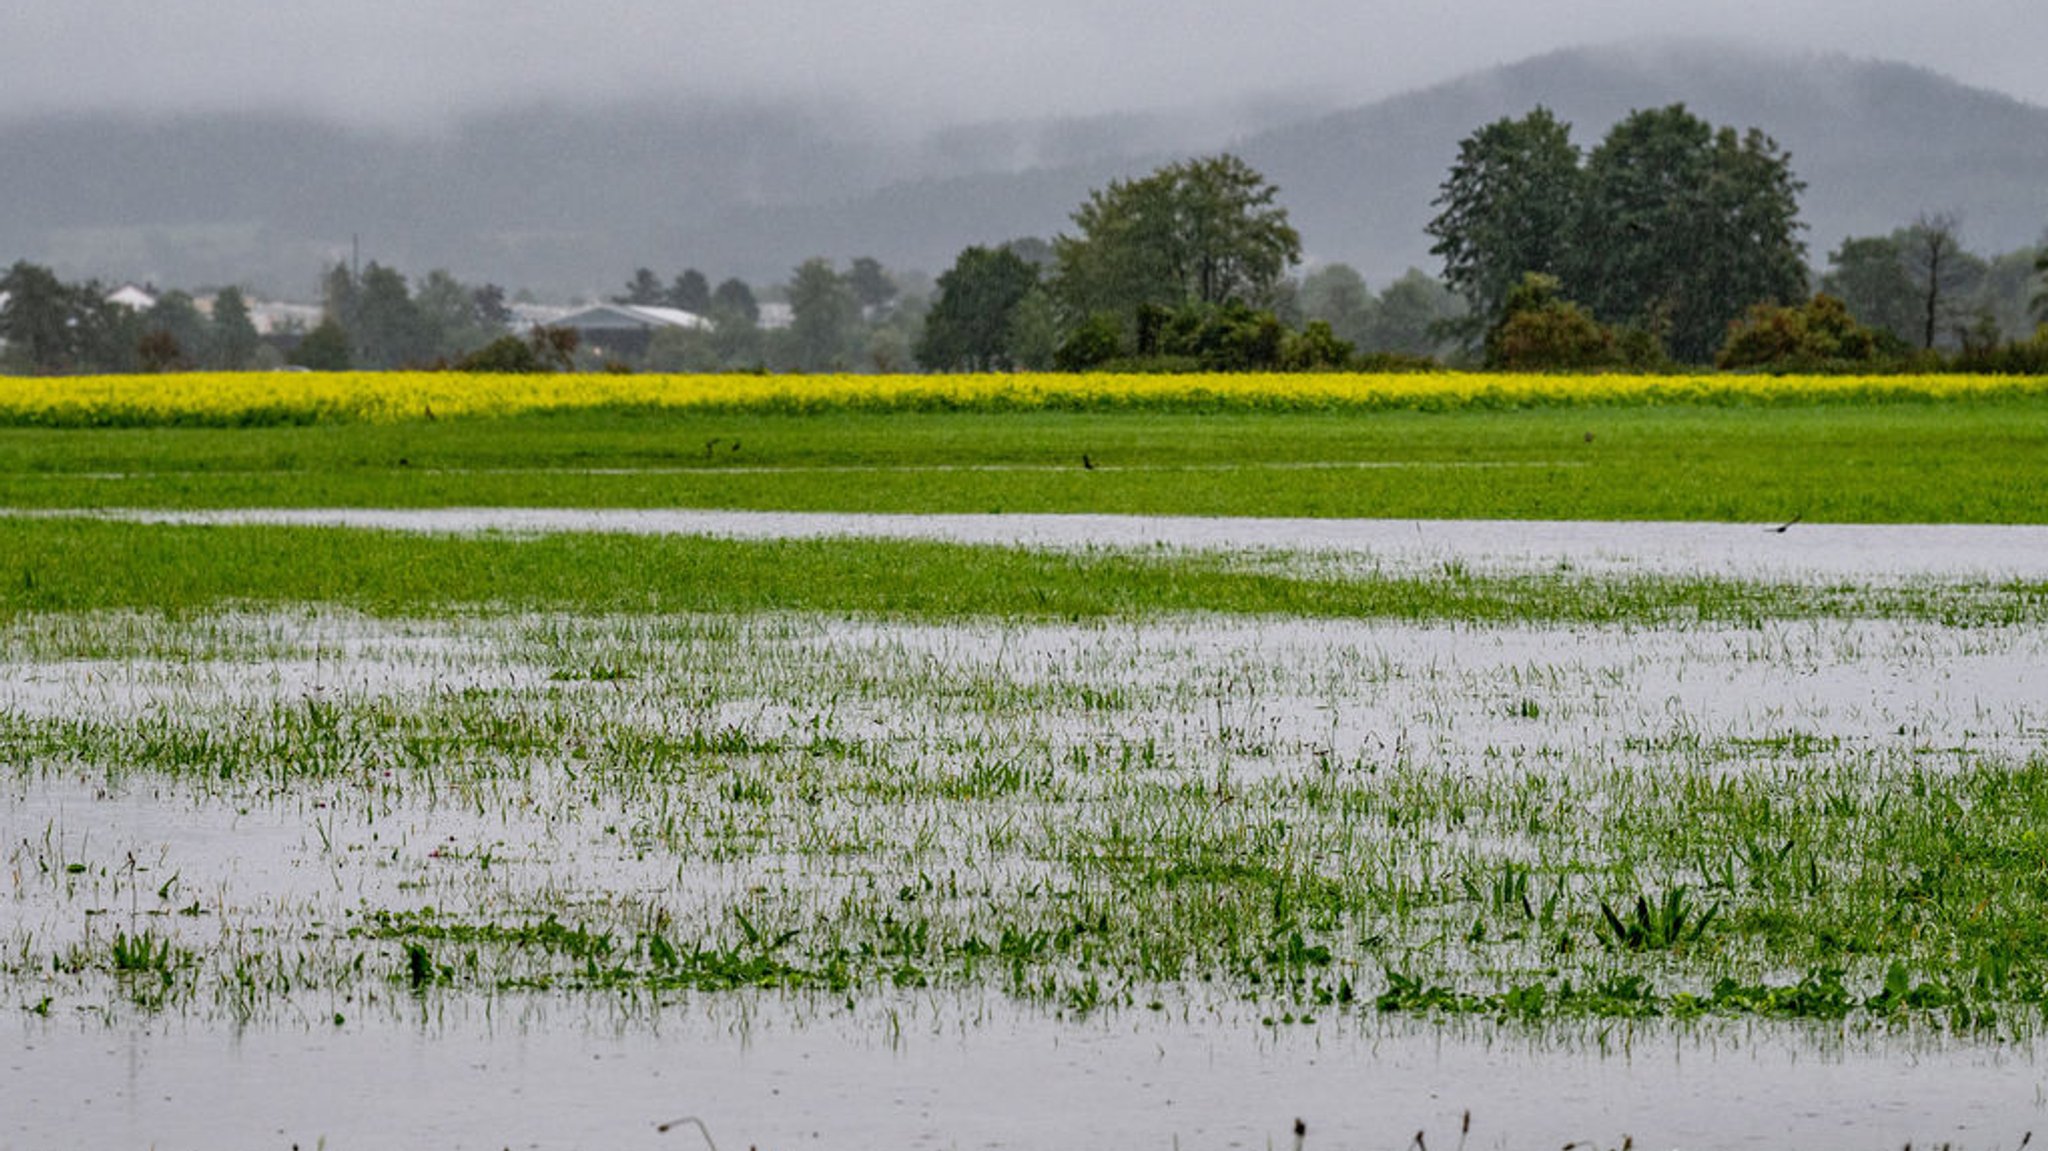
[2,39,2041,296]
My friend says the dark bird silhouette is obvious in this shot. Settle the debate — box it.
[1770,513,1802,534]
[1082,454,1096,470]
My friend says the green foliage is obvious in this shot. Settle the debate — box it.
[1427,106,1584,332]
[917,245,1043,371]
[666,269,712,314]
[2035,248,2048,322]
[1052,313,1125,371]
[1297,264,1374,348]
[1821,235,1918,343]
[1897,213,1987,351]
[1577,105,1808,362]
[1052,154,1301,327]
[1153,303,1288,371]
[208,287,262,371]
[1595,887,1719,951]
[1432,104,1807,363]
[289,318,352,370]
[846,256,898,314]
[454,334,546,373]
[1483,273,1629,369]
[785,258,860,372]
[615,267,664,306]
[1369,269,1467,358]
[711,278,759,325]
[1716,294,1891,370]
[1280,320,1354,371]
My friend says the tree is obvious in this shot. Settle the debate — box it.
[209,287,262,370]
[1899,213,1983,350]
[1820,236,1918,343]
[413,269,498,360]
[785,258,859,371]
[1052,154,1301,328]
[1367,270,1466,358]
[472,283,514,328]
[2035,247,2048,324]
[1297,264,1375,349]
[667,269,712,315]
[291,317,352,370]
[350,263,432,368]
[0,261,79,371]
[1576,105,1807,362]
[615,268,664,306]
[711,278,759,325]
[847,257,898,316]
[1426,107,1583,333]
[917,245,1043,371]
[142,291,210,370]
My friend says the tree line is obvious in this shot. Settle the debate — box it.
[6,100,2046,375]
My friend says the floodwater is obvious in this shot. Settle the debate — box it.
[8,1007,2045,1150]
[7,520,2048,1148]
[39,507,2048,581]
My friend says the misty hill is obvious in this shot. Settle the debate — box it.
[1236,40,2048,278]
[0,100,1287,297]
[753,41,2048,286]
[3,40,2044,297]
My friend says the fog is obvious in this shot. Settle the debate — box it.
[4,0,2044,130]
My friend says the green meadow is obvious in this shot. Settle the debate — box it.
[1,397,2045,521]
[4,393,2048,1042]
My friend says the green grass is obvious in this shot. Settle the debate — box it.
[4,516,2043,624]
[2,400,2046,521]
[6,609,2046,1032]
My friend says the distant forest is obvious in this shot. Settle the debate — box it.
[4,42,2046,374]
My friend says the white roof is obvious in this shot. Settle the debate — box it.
[554,303,711,332]
[106,284,158,310]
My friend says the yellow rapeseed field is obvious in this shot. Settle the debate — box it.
[1,370,2043,425]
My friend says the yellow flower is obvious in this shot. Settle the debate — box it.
[0,370,2041,425]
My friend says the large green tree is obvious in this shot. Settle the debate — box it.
[0,261,79,371]
[209,287,262,370]
[1426,107,1583,333]
[1898,213,1984,350]
[1820,236,1918,343]
[785,258,859,372]
[667,269,712,315]
[1297,264,1375,350]
[1052,154,1301,328]
[1576,105,1808,362]
[2034,248,2048,324]
[917,245,1043,371]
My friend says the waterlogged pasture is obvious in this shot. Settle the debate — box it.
[6,595,2048,1146]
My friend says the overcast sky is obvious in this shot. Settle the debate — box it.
[5,0,2045,130]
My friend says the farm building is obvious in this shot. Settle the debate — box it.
[549,303,710,360]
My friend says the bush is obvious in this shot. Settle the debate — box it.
[453,334,545,373]
[1716,294,1888,371]
[1280,320,1355,371]
[1054,313,1126,371]
[1483,274,1630,370]
[1952,325,2048,375]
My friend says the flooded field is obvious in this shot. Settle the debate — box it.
[51,506,2048,580]
[6,577,2048,1147]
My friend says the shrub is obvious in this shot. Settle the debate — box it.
[1483,274,1628,370]
[1717,294,1888,371]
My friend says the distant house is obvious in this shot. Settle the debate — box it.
[550,303,710,360]
[105,283,159,311]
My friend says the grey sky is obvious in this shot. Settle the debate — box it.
[4,0,2045,129]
